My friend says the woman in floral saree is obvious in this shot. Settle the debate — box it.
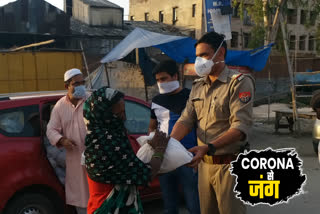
[83,87,168,214]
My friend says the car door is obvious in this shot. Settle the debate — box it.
[124,96,162,201]
[0,101,64,213]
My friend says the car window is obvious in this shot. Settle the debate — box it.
[0,111,24,133]
[0,105,40,137]
[125,100,150,135]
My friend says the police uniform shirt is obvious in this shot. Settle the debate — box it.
[177,66,255,155]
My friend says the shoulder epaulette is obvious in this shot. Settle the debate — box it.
[236,73,245,81]
[193,77,205,84]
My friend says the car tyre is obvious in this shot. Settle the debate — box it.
[5,193,56,214]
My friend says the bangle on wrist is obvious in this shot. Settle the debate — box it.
[152,152,164,159]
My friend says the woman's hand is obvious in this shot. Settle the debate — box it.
[148,130,170,179]
[148,130,170,154]
[149,158,163,179]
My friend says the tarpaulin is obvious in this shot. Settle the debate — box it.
[100,27,273,72]
[138,48,157,86]
[101,28,185,64]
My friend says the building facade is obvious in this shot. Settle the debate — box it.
[0,0,70,35]
[129,0,203,38]
[66,0,123,27]
[129,0,318,54]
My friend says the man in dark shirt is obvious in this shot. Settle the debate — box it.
[148,60,200,214]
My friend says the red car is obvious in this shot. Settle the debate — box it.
[0,92,161,214]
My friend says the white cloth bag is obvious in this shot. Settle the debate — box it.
[136,132,193,173]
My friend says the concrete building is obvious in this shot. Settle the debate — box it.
[129,0,318,54]
[129,0,202,38]
[65,0,123,27]
[0,0,70,35]
[285,1,319,55]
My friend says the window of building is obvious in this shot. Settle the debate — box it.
[233,3,240,18]
[309,36,315,51]
[130,16,135,21]
[243,9,253,26]
[287,9,297,24]
[231,32,239,48]
[299,35,306,50]
[243,33,251,48]
[289,35,296,50]
[145,12,149,21]
[192,4,196,17]
[310,11,317,26]
[300,10,307,24]
[173,7,178,25]
[159,11,164,23]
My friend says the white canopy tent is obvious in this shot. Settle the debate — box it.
[100,27,187,64]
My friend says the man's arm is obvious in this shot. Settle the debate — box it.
[46,104,76,149]
[188,128,244,168]
[211,76,254,148]
[188,76,254,168]
[170,122,191,141]
[46,105,63,146]
[148,118,158,134]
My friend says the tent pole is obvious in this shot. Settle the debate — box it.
[181,63,185,88]
[136,48,148,102]
[104,64,111,87]
[144,83,149,102]
[280,14,300,134]
[80,41,93,89]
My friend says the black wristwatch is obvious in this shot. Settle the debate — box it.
[207,144,216,156]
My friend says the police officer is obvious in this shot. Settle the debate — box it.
[170,31,255,214]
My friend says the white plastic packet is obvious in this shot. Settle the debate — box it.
[136,132,194,173]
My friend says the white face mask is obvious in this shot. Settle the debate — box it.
[72,85,86,99]
[194,40,225,77]
[157,80,180,94]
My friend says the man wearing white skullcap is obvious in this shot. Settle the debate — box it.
[47,68,89,214]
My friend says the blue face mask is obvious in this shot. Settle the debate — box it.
[72,85,86,99]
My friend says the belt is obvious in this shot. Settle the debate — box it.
[203,154,238,164]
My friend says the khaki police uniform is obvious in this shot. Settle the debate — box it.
[177,66,254,214]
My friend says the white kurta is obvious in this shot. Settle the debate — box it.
[47,95,89,208]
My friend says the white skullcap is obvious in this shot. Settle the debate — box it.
[64,68,82,81]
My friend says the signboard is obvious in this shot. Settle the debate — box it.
[204,0,232,40]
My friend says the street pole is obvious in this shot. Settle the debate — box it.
[280,14,300,134]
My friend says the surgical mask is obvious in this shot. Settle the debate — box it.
[157,80,180,94]
[194,40,225,77]
[72,85,86,99]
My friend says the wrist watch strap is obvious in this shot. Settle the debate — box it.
[207,144,216,156]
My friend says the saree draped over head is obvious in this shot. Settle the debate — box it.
[83,87,151,214]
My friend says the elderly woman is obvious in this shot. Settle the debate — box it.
[83,87,168,214]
